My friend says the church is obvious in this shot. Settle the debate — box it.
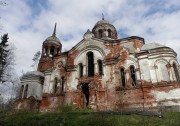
[15,18,180,112]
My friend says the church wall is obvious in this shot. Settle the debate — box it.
[139,58,151,82]
[43,73,51,93]
[27,83,43,100]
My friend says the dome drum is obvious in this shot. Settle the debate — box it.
[92,19,117,39]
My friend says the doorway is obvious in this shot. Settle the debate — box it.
[82,83,89,107]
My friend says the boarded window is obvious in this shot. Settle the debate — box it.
[173,63,180,82]
[120,68,126,87]
[130,65,137,86]
[23,85,28,99]
[87,52,94,77]
[108,29,111,38]
[157,62,170,82]
[98,60,103,75]
[19,85,24,99]
[98,29,103,38]
[79,63,83,78]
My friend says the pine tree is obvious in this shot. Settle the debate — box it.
[0,33,9,82]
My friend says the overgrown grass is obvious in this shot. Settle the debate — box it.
[0,106,180,126]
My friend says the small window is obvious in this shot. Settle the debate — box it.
[98,60,103,75]
[120,68,126,87]
[173,63,180,82]
[61,77,64,92]
[23,85,28,99]
[19,85,24,99]
[54,78,58,93]
[98,29,103,38]
[45,47,48,56]
[79,63,83,78]
[130,65,137,86]
[108,29,111,38]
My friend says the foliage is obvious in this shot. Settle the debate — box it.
[0,33,9,82]
[31,51,41,70]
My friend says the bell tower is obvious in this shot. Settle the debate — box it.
[38,23,62,72]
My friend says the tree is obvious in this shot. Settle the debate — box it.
[0,34,19,108]
[31,51,41,70]
[0,33,9,82]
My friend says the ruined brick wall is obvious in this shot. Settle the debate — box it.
[16,19,180,112]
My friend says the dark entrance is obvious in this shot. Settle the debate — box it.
[82,83,89,107]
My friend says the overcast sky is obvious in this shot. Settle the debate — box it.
[1,0,180,76]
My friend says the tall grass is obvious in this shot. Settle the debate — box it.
[0,106,179,126]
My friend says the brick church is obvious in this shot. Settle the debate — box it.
[15,18,180,112]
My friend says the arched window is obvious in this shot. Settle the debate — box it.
[98,29,103,38]
[130,65,137,86]
[19,85,24,99]
[61,77,64,92]
[54,78,58,93]
[98,60,103,75]
[50,46,54,55]
[173,63,180,82]
[23,85,28,99]
[87,52,94,77]
[79,63,83,78]
[120,68,126,87]
[108,29,111,38]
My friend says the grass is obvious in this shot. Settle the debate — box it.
[0,106,180,126]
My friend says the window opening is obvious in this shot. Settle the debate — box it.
[98,29,103,38]
[87,52,94,77]
[98,60,103,75]
[120,68,126,87]
[23,85,28,98]
[79,63,83,78]
[173,63,180,82]
[130,65,137,86]
[108,29,111,38]
[50,46,54,55]
[19,85,24,99]
[54,78,58,93]
[61,77,64,92]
